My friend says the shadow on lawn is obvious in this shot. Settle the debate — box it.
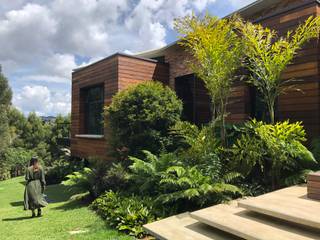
[2,216,32,221]
[52,194,92,211]
[45,184,74,203]
[10,201,24,207]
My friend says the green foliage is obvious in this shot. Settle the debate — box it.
[48,114,71,159]
[129,150,178,195]
[175,14,244,145]
[22,112,51,149]
[238,16,320,123]
[0,69,12,106]
[62,157,113,198]
[3,147,34,177]
[0,70,12,155]
[171,121,221,175]
[45,150,85,185]
[63,167,96,197]
[230,120,316,189]
[106,81,182,156]
[91,191,156,238]
[7,107,27,148]
[158,166,242,208]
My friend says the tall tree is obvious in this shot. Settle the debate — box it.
[238,16,320,124]
[175,14,244,145]
[22,112,50,149]
[0,67,12,152]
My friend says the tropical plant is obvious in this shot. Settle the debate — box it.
[238,16,320,123]
[62,157,113,198]
[62,167,96,197]
[158,166,242,209]
[171,121,221,173]
[231,120,317,189]
[91,191,156,238]
[129,150,178,195]
[175,14,244,145]
[106,81,182,157]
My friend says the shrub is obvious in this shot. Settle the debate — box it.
[45,154,85,185]
[106,81,182,156]
[62,157,116,198]
[91,191,156,238]
[171,121,222,175]
[129,150,178,195]
[158,166,242,210]
[230,120,317,189]
[3,147,34,177]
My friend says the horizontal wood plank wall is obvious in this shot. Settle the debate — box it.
[71,55,169,159]
[71,56,119,160]
[163,44,194,89]
[118,55,169,91]
[257,2,320,140]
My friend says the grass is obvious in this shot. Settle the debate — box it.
[0,177,132,240]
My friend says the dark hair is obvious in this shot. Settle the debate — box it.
[29,157,39,167]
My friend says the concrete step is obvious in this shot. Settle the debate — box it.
[143,212,241,240]
[238,188,320,230]
[191,202,320,240]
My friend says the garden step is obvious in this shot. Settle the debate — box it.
[238,191,320,230]
[143,212,241,240]
[191,202,320,240]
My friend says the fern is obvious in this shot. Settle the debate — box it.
[158,166,242,207]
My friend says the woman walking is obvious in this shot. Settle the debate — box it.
[24,157,48,217]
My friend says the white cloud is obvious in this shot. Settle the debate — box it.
[228,0,256,8]
[1,0,254,115]
[13,85,70,116]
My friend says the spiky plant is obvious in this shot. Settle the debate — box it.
[238,16,320,123]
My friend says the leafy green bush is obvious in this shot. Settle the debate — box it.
[129,150,178,195]
[106,81,182,156]
[3,147,34,177]
[91,191,156,238]
[171,121,222,175]
[45,154,85,185]
[230,120,316,189]
[158,166,242,209]
[62,157,118,198]
[128,122,242,213]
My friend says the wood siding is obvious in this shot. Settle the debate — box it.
[254,1,319,139]
[71,0,320,159]
[71,54,169,159]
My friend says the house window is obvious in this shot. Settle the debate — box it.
[175,74,211,125]
[83,85,104,135]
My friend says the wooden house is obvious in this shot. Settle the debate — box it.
[71,0,320,159]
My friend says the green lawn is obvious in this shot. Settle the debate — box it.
[0,177,132,240]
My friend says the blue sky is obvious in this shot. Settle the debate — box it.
[0,0,255,116]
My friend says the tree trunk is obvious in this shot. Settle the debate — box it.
[268,102,275,124]
[220,99,227,147]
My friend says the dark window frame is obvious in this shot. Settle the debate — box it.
[81,84,104,135]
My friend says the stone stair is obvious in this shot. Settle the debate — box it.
[144,185,320,240]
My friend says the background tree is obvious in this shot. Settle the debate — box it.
[238,16,320,124]
[7,107,27,147]
[0,67,12,152]
[175,14,244,145]
[22,112,51,149]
